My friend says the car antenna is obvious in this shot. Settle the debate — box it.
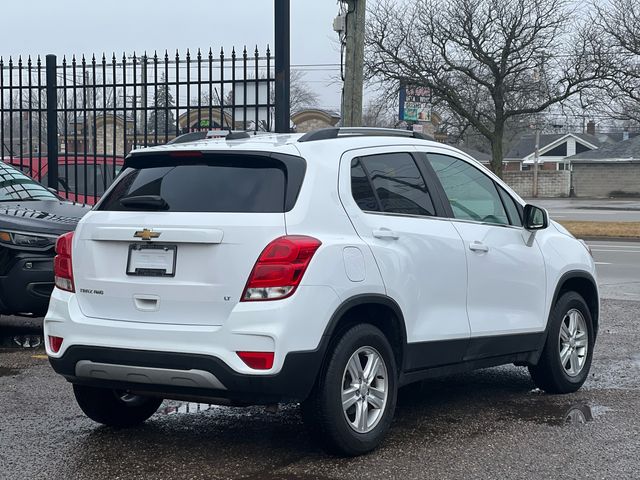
[213,87,234,135]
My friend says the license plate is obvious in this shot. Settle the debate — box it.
[126,244,177,277]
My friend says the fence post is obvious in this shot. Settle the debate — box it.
[274,0,290,133]
[45,54,58,189]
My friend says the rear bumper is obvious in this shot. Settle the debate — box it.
[49,345,323,404]
[44,284,342,403]
[0,250,54,316]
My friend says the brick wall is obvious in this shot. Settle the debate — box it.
[503,170,570,198]
[572,161,640,197]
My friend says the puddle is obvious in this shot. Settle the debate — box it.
[561,404,594,425]
[0,335,43,349]
[510,402,606,426]
[245,474,337,480]
[157,402,218,416]
[0,366,20,377]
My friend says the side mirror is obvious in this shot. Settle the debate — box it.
[523,204,549,231]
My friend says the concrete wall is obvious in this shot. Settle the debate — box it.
[503,170,571,198]
[294,117,336,133]
[572,161,640,198]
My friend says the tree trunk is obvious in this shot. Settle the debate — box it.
[490,138,504,178]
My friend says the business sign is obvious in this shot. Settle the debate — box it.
[399,84,432,122]
[232,80,270,125]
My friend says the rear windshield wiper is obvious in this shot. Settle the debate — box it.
[119,195,169,211]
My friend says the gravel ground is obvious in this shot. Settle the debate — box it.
[1,299,639,479]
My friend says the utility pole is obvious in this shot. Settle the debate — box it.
[533,128,540,198]
[532,53,546,199]
[341,0,366,127]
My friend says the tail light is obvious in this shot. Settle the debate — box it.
[241,235,321,301]
[54,232,74,292]
[237,351,274,370]
[48,336,63,353]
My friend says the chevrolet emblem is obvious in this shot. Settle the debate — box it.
[134,228,161,241]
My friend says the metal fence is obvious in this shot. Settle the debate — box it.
[0,47,274,203]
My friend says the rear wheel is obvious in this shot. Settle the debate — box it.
[73,384,163,427]
[529,291,594,393]
[302,324,397,456]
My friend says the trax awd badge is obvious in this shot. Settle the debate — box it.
[134,228,161,241]
[79,288,104,295]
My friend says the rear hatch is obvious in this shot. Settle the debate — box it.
[72,150,305,326]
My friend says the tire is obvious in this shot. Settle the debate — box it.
[529,291,595,394]
[302,323,398,456]
[73,384,163,427]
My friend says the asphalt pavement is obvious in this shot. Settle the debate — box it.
[1,297,639,479]
[1,239,639,479]
[589,240,640,301]
[531,198,640,222]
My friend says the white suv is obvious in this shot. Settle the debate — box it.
[45,128,598,455]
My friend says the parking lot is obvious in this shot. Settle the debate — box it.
[1,241,639,480]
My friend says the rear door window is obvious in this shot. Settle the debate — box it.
[98,153,305,213]
[356,153,435,216]
[350,159,380,212]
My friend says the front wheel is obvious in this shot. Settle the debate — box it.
[529,291,595,393]
[73,384,163,427]
[302,324,398,456]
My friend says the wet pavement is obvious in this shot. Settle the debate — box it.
[1,298,640,479]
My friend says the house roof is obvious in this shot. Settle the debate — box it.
[505,132,604,160]
[599,132,640,143]
[454,146,491,162]
[567,134,640,161]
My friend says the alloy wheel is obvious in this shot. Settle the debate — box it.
[341,346,389,433]
[558,308,589,377]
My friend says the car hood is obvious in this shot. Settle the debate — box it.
[0,200,91,236]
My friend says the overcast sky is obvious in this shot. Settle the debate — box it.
[0,0,343,110]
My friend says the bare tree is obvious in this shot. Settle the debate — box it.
[226,70,321,130]
[289,70,321,113]
[590,0,640,125]
[366,0,605,176]
[362,91,398,127]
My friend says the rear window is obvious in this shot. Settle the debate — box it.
[97,153,305,213]
[58,164,117,197]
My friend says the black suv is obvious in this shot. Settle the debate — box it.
[0,161,89,316]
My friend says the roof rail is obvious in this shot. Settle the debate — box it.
[166,131,208,145]
[297,127,434,143]
[223,131,252,140]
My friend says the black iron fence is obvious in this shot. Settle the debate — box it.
[0,47,274,203]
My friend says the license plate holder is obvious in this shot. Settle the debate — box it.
[126,243,177,277]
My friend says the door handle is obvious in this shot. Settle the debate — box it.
[469,241,489,252]
[372,228,399,240]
